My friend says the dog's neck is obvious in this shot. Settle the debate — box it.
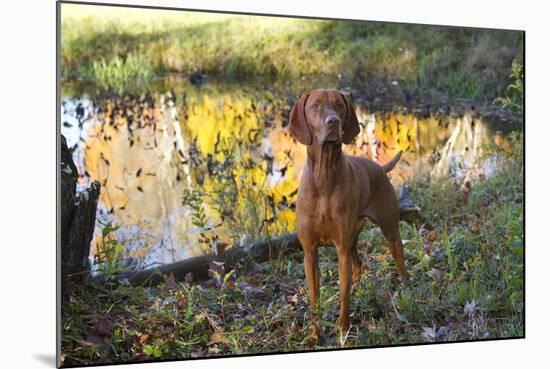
[306,142,344,194]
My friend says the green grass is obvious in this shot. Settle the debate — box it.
[61,132,524,366]
[61,4,523,100]
[91,53,154,93]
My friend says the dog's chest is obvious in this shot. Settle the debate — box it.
[312,198,337,223]
[296,194,353,245]
[298,192,348,224]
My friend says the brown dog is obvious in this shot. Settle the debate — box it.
[288,89,409,342]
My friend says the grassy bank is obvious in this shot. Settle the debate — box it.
[61,4,523,101]
[61,132,523,366]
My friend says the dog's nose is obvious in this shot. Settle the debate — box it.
[325,116,340,126]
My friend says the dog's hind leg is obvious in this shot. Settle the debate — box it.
[369,184,409,281]
[351,243,362,282]
[386,238,409,281]
[377,215,408,280]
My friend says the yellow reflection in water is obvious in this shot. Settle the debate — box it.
[182,94,299,250]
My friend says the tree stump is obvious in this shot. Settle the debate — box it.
[60,135,101,298]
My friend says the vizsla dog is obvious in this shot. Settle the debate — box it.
[288,89,409,343]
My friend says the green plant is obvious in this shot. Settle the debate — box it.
[143,339,169,358]
[94,221,127,274]
[182,188,214,254]
[494,59,524,110]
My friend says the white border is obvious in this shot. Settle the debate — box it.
[1,1,547,368]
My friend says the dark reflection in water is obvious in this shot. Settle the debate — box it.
[61,79,519,268]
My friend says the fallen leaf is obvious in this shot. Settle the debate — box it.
[176,298,187,310]
[435,326,449,340]
[464,300,477,315]
[207,332,228,346]
[423,242,433,254]
[420,326,435,341]
[208,347,222,354]
[137,333,149,345]
[93,318,113,336]
[426,268,443,281]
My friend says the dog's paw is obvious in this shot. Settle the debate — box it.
[305,325,321,347]
[305,334,320,347]
[337,321,353,347]
[337,316,350,334]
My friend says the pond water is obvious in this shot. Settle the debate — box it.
[61,78,521,269]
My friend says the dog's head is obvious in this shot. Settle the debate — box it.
[288,88,360,145]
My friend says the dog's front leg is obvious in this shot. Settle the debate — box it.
[336,247,352,336]
[303,246,321,342]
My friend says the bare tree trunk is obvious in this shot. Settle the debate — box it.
[62,182,101,284]
[60,135,101,298]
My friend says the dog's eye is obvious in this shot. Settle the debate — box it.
[311,103,320,110]
[336,102,345,110]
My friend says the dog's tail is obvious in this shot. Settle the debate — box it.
[382,150,403,173]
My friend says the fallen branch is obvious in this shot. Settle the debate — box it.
[117,233,301,286]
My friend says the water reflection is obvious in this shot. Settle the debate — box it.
[61,85,517,268]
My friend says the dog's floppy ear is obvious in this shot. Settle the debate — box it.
[340,92,360,144]
[289,92,312,145]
